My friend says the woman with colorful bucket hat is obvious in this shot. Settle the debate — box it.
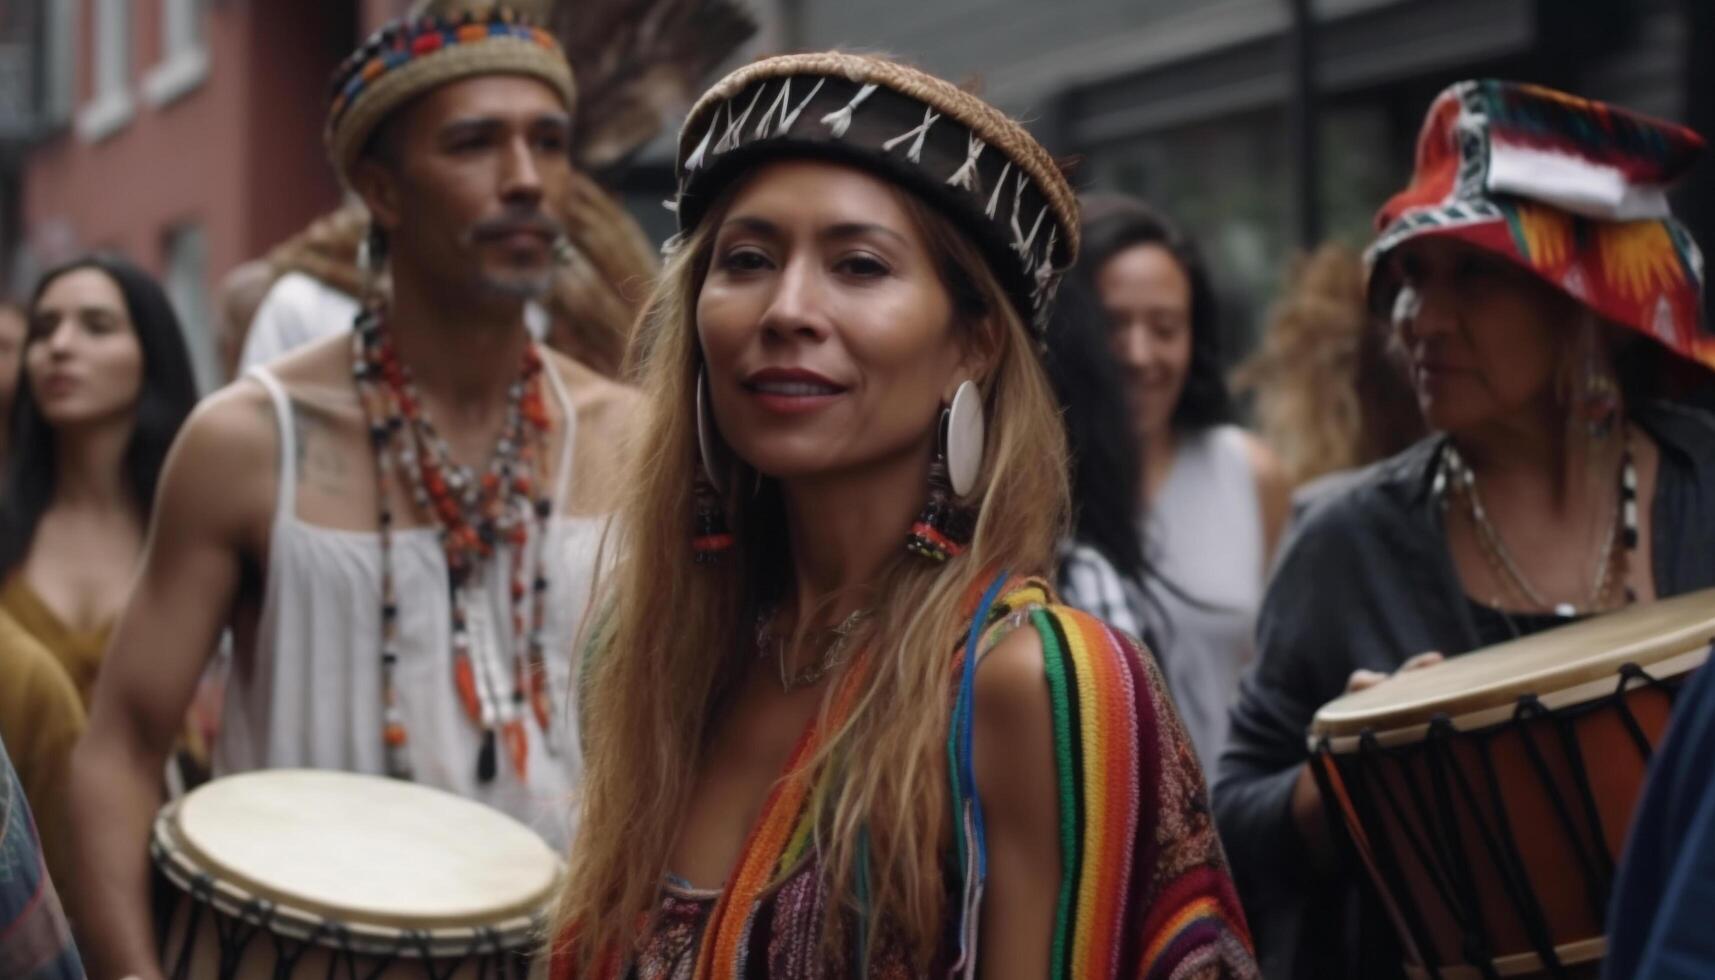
[1213,79,1715,978]
[548,53,1258,978]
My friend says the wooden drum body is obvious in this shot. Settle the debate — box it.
[1309,590,1715,979]
[151,769,561,979]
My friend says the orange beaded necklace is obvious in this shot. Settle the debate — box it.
[351,306,556,782]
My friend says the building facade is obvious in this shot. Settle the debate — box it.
[7,0,411,388]
[737,0,1710,356]
[5,1,1705,384]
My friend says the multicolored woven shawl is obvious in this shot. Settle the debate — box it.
[946,576,1256,980]
[557,575,1257,979]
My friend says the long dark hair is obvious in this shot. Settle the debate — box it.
[1080,194,1234,431]
[0,254,200,583]
[1046,270,1149,582]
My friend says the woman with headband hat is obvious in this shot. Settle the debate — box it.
[550,53,1258,979]
[1214,80,1715,978]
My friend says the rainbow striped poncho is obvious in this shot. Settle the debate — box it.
[557,576,1257,979]
[944,577,1256,979]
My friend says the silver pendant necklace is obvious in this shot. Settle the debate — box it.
[1437,434,1637,619]
[755,607,870,693]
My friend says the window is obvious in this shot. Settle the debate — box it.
[76,0,133,141]
[163,0,204,56]
[144,0,208,107]
[0,17,28,139]
[164,223,220,391]
[41,0,78,127]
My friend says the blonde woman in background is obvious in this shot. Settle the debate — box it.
[1231,243,1423,492]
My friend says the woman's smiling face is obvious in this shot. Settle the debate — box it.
[695,158,971,482]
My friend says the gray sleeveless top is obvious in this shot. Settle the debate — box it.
[1141,424,1265,775]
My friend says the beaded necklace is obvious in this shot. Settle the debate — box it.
[351,306,556,783]
[1437,433,1638,620]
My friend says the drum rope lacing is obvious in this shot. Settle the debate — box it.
[1312,661,1681,980]
[155,865,528,980]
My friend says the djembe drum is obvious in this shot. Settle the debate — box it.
[1310,589,1715,979]
[151,769,561,979]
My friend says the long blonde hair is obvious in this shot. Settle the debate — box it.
[555,178,1070,969]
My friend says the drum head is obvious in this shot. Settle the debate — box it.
[1313,588,1715,746]
[163,769,560,932]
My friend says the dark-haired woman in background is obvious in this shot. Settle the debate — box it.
[1049,270,1156,643]
[1078,194,1290,775]
[0,255,198,705]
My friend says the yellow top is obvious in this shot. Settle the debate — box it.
[0,605,87,894]
[0,574,114,708]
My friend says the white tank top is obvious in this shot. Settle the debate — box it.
[1141,424,1265,777]
[218,365,604,850]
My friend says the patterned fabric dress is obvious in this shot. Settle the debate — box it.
[554,577,1257,979]
[0,734,85,980]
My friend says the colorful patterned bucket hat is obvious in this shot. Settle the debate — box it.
[666,52,1079,342]
[326,6,575,186]
[1367,79,1713,371]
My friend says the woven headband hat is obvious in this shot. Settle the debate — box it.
[325,6,576,185]
[669,52,1080,341]
[1367,79,1713,372]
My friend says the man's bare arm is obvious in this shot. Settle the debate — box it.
[68,384,275,979]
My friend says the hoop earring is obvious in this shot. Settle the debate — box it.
[1578,320,1620,441]
[696,368,726,495]
[359,222,389,301]
[692,369,734,564]
[907,380,982,562]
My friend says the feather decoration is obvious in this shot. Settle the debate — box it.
[549,0,758,172]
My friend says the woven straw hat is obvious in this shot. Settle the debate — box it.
[669,52,1079,340]
[326,6,576,185]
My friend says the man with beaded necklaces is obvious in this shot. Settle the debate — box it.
[67,8,634,977]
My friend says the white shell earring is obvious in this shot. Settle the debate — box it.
[945,379,985,497]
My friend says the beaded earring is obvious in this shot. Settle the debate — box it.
[906,443,974,561]
[908,382,982,561]
[691,469,734,564]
